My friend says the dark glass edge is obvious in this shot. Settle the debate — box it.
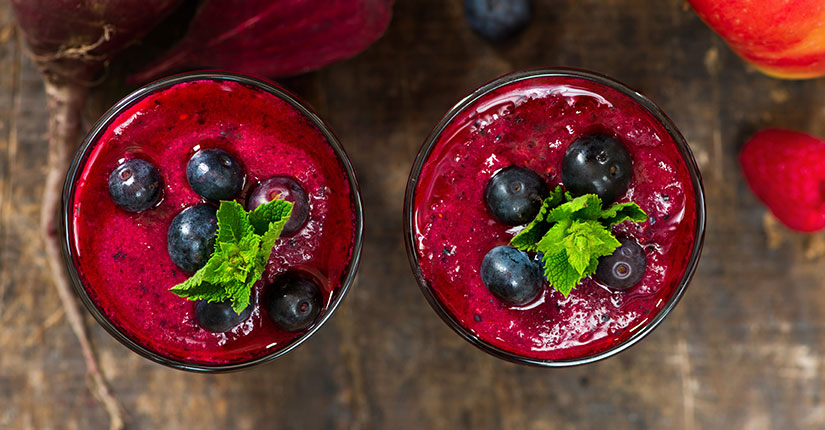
[402,67,707,367]
[61,71,364,373]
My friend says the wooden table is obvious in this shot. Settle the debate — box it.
[2,0,824,428]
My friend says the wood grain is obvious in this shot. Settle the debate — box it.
[2,0,825,428]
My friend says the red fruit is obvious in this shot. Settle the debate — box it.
[740,129,825,232]
[130,0,394,84]
[688,0,825,79]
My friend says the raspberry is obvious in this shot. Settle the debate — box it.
[740,129,825,232]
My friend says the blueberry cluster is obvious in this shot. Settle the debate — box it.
[479,134,645,304]
[168,148,246,273]
[195,273,322,334]
[107,148,318,334]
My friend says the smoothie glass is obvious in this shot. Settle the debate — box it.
[62,72,363,372]
[404,68,706,366]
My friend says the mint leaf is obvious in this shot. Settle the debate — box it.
[535,218,571,253]
[542,250,580,297]
[224,280,251,313]
[546,194,602,223]
[216,200,253,243]
[600,202,648,226]
[169,268,206,295]
[510,187,647,297]
[511,186,567,251]
[171,281,228,303]
[258,202,293,265]
[563,220,621,274]
[170,199,294,314]
[199,255,235,285]
[171,258,220,294]
[250,199,293,235]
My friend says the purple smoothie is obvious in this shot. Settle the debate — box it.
[410,72,700,361]
[67,77,358,365]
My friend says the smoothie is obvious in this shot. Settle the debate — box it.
[406,69,704,363]
[63,74,361,368]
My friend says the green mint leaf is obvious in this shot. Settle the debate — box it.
[196,255,230,284]
[169,268,206,295]
[600,202,648,226]
[172,281,228,303]
[216,200,253,243]
[584,254,600,277]
[211,242,254,283]
[541,250,580,297]
[566,235,591,274]
[510,186,647,296]
[250,199,293,236]
[546,194,602,223]
[258,203,293,262]
[224,280,251,313]
[511,186,567,252]
[172,257,221,293]
[536,218,571,254]
[563,220,621,274]
[170,259,229,303]
[170,199,294,314]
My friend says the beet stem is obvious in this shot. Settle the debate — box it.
[41,78,125,430]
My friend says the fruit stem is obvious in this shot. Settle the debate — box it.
[41,78,125,430]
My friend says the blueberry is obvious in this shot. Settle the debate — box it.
[186,148,244,201]
[108,159,162,212]
[265,273,323,332]
[481,246,542,305]
[484,166,548,225]
[194,299,252,333]
[247,176,309,236]
[167,204,218,273]
[464,0,532,41]
[595,238,647,290]
[561,134,632,204]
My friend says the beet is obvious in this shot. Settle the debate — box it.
[130,0,394,83]
[9,2,185,429]
[9,1,393,426]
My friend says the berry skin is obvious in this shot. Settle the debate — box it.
[464,0,532,42]
[108,159,162,212]
[484,166,549,225]
[265,273,323,332]
[740,129,825,232]
[194,300,252,333]
[247,176,309,236]
[167,205,218,273]
[595,238,646,290]
[186,148,245,201]
[480,246,542,305]
[562,134,632,204]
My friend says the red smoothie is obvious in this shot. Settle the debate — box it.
[409,70,702,362]
[65,75,359,366]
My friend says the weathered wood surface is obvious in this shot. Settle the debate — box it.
[2,0,825,428]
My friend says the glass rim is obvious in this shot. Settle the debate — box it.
[402,67,707,367]
[61,71,364,372]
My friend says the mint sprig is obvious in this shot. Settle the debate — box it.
[510,186,647,297]
[170,199,293,313]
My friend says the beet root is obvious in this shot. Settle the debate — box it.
[10,2,186,429]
